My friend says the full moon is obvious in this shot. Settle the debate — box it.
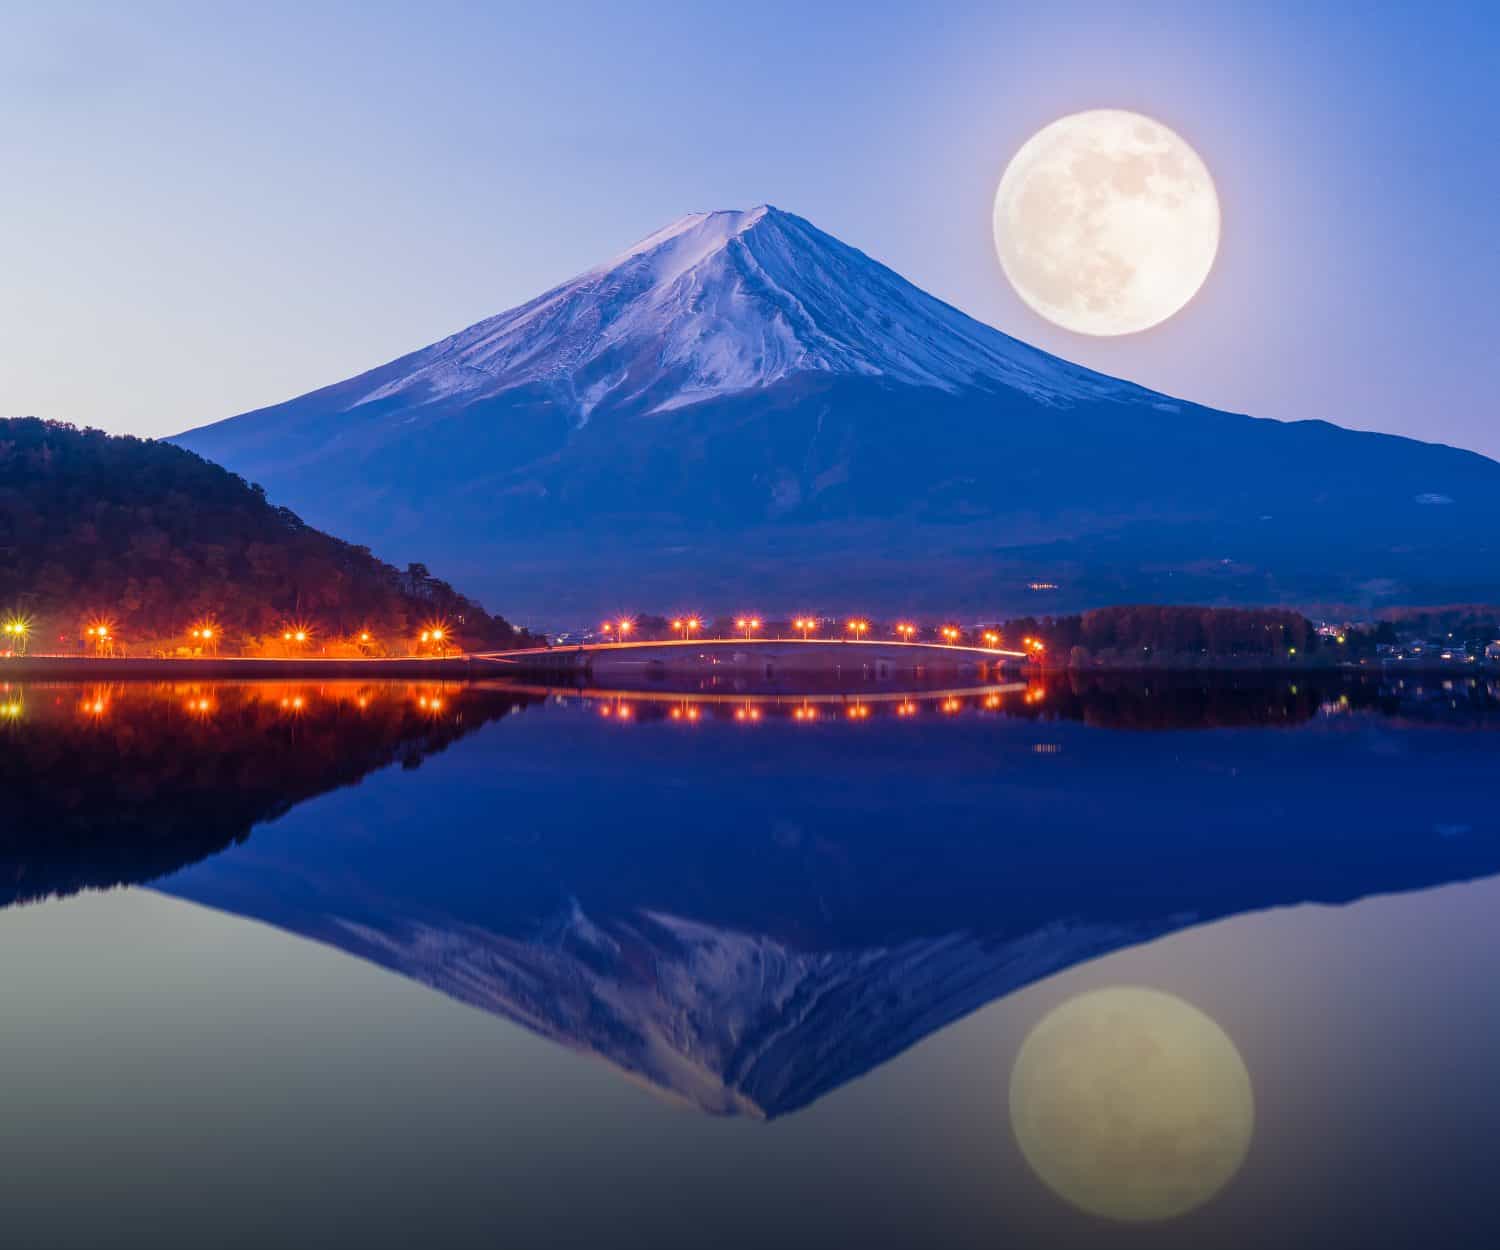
[1008,986,1254,1222]
[993,110,1220,336]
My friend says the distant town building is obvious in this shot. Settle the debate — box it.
[1486,641,1500,662]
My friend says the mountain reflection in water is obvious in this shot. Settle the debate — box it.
[3,674,1498,1119]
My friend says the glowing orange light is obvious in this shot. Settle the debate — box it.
[895,623,916,640]
[617,620,631,636]
[941,697,961,714]
[896,700,917,717]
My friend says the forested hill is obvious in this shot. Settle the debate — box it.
[0,418,529,652]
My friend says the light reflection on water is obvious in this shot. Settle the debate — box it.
[1,675,1499,1248]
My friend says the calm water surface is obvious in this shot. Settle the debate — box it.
[2,674,1498,1249]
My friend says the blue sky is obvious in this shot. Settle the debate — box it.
[2,0,1496,457]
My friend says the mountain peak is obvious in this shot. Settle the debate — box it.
[338,205,1126,421]
[606,205,775,269]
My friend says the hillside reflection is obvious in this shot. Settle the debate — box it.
[0,681,537,905]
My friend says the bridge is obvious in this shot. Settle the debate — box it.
[0,638,1027,683]
[480,636,1029,681]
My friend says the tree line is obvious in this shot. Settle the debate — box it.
[0,418,532,652]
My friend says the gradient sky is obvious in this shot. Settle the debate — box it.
[2,1,1496,457]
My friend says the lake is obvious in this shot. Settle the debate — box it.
[2,674,1498,1248]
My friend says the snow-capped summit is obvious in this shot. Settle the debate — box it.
[349,205,1122,422]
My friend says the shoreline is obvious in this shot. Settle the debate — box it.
[0,655,509,680]
[3,653,1492,684]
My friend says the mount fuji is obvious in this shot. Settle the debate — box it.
[175,207,1500,618]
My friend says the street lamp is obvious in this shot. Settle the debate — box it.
[941,626,960,644]
[736,617,761,640]
[3,619,30,656]
[982,630,1000,649]
[895,623,916,641]
[794,617,816,640]
[85,622,115,656]
[846,619,869,640]
[189,622,220,656]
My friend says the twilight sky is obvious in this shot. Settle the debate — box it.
[2,1,1496,458]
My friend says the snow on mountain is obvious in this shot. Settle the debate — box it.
[349,206,1132,423]
[321,901,1147,1119]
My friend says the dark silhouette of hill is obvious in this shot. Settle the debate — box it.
[0,417,529,649]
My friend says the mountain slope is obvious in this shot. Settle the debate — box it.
[175,207,1500,617]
